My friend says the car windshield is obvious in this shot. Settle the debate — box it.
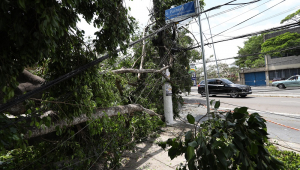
[221,79,233,84]
[288,76,297,80]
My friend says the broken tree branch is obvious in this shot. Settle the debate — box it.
[111,66,169,74]
[25,104,160,139]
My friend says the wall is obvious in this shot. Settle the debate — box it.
[264,26,300,40]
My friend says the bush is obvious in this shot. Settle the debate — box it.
[158,101,284,170]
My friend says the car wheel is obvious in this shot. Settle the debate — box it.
[278,84,286,89]
[199,90,205,97]
[240,95,247,98]
[230,90,239,98]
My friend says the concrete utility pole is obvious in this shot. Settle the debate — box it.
[153,0,174,125]
[162,69,174,124]
[195,0,210,114]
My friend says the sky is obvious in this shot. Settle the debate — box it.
[78,0,300,67]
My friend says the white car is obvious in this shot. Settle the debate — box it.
[272,75,300,89]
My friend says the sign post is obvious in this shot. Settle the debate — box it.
[194,0,210,114]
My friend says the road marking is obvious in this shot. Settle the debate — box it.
[281,101,300,104]
[182,102,300,131]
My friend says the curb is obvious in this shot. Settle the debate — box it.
[249,94,300,98]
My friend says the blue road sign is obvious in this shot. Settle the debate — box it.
[165,1,195,24]
[191,77,196,80]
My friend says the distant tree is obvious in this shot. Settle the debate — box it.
[281,9,300,24]
[196,56,239,82]
[261,32,300,57]
[235,35,264,68]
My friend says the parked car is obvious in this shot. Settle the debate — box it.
[198,78,252,98]
[272,75,300,89]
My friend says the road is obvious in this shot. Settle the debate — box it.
[183,86,300,146]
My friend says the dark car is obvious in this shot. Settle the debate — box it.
[198,78,252,98]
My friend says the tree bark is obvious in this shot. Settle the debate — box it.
[25,104,160,139]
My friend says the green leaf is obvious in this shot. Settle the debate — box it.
[185,131,193,141]
[187,114,195,124]
[237,107,248,113]
[235,131,246,140]
[250,142,258,155]
[210,99,215,105]
[12,134,19,140]
[35,121,39,127]
[18,0,26,9]
[188,158,196,170]
[211,141,224,149]
[185,146,195,161]
[214,101,220,109]
[168,146,178,160]
[188,141,198,148]
[28,130,32,137]
[214,149,228,168]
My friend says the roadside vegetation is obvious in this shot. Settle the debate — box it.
[266,143,300,170]
[158,101,300,170]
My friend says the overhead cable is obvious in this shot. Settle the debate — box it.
[184,22,299,51]
[210,0,285,40]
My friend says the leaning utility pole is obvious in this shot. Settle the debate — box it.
[195,0,210,114]
[153,0,174,125]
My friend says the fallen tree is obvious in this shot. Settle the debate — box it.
[25,104,160,139]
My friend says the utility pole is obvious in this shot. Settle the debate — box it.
[195,0,210,114]
[205,13,220,78]
[153,0,174,125]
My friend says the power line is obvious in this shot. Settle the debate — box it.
[185,22,300,51]
[228,4,300,34]
[210,0,285,40]
[203,0,274,32]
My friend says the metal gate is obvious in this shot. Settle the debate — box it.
[245,72,266,86]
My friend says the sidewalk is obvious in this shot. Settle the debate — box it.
[120,103,300,170]
[120,104,206,170]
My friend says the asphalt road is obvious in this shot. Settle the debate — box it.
[184,86,300,145]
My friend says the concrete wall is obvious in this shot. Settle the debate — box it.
[265,27,300,40]
[267,55,300,68]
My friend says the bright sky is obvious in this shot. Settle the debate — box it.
[78,0,300,67]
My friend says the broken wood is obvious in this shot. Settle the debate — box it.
[25,104,160,139]
[111,66,169,74]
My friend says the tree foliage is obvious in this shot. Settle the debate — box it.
[196,56,239,82]
[280,9,300,24]
[158,101,285,170]
[235,35,265,68]
[0,0,206,169]
[261,32,300,57]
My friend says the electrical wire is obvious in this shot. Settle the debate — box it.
[210,0,285,40]
[228,4,300,34]
[203,0,274,32]
[185,22,300,50]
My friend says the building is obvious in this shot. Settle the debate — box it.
[239,27,300,86]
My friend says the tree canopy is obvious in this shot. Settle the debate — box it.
[280,9,300,24]
[0,0,201,169]
[261,32,300,57]
[235,35,265,68]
